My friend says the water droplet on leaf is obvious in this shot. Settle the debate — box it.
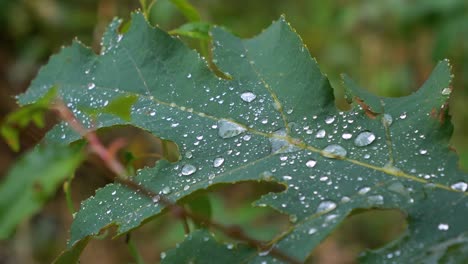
[438,223,449,231]
[213,157,225,168]
[358,186,371,195]
[382,114,393,126]
[181,164,197,176]
[450,181,467,192]
[269,128,300,154]
[322,144,347,158]
[305,159,317,168]
[354,131,376,147]
[315,129,326,138]
[240,91,257,102]
[316,200,337,214]
[218,119,246,138]
[342,133,352,140]
[325,116,335,124]
[367,195,384,205]
[308,228,317,235]
[441,88,451,95]
[161,187,171,195]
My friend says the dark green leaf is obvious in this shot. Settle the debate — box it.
[18,13,468,263]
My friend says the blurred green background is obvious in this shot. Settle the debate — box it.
[0,0,467,263]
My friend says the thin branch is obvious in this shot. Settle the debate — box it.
[52,100,301,264]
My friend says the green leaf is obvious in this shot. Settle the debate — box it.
[169,0,201,22]
[169,22,212,40]
[161,229,254,264]
[0,144,84,239]
[19,13,468,263]
[1,87,56,151]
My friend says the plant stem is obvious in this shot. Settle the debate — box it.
[63,179,75,215]
[126,234,146,264]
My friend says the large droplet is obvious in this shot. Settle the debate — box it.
[181,164,197,176]
[367,195,384,205]
[438,223,449,231]
[316,200,337,214]
[382,114,393,126]
[450,181,467,192]
[354,131,376,147]
[269,128,300,154]
[358,186,371,195]
[218,119,246,138]
[161,186,171,195]
[441,88,451,95]
[305,159,317,168]
[322,144,347,158]
[325,116,335,124]
[315,129,326,138]
[240,91,257,103]
[213,157,225,168]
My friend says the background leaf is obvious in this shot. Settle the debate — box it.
[0,144,84,239]
[18,12,468,263]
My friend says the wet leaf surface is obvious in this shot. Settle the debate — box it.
[19,12,468,263]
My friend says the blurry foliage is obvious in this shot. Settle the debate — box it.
[0,0,467,263]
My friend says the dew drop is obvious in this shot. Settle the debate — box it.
[325,116,335,124]
[399,112,407,119]
[152,195,160,203]
[187,73,192,79]
[87,83,96,90]
[342,133,352,140]
[341,196,351,203]
[308,228,317,235]
[367,195,384,205]
[181,164,197,176]
[269,128,300,154]
[358,186,371,195]
[382,114,393,126]
[150,111,156,116]
[419,149,428,155]
[213,157,225,168]
[450,181,467,192]
[218,119,246,138]
[322,144,347,158]
[161,186,171,195]
[438,223,449,231]
[282,175,292,181]
[354,131,376,147]
[315,129,326,138]
[305,159,317,168]
[441,88,451,95]
[316,200,337,214]
[240,91,257,103]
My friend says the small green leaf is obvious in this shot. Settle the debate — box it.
[1,87,56,151]
[0,144,84,239]
[169,22,212,40]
